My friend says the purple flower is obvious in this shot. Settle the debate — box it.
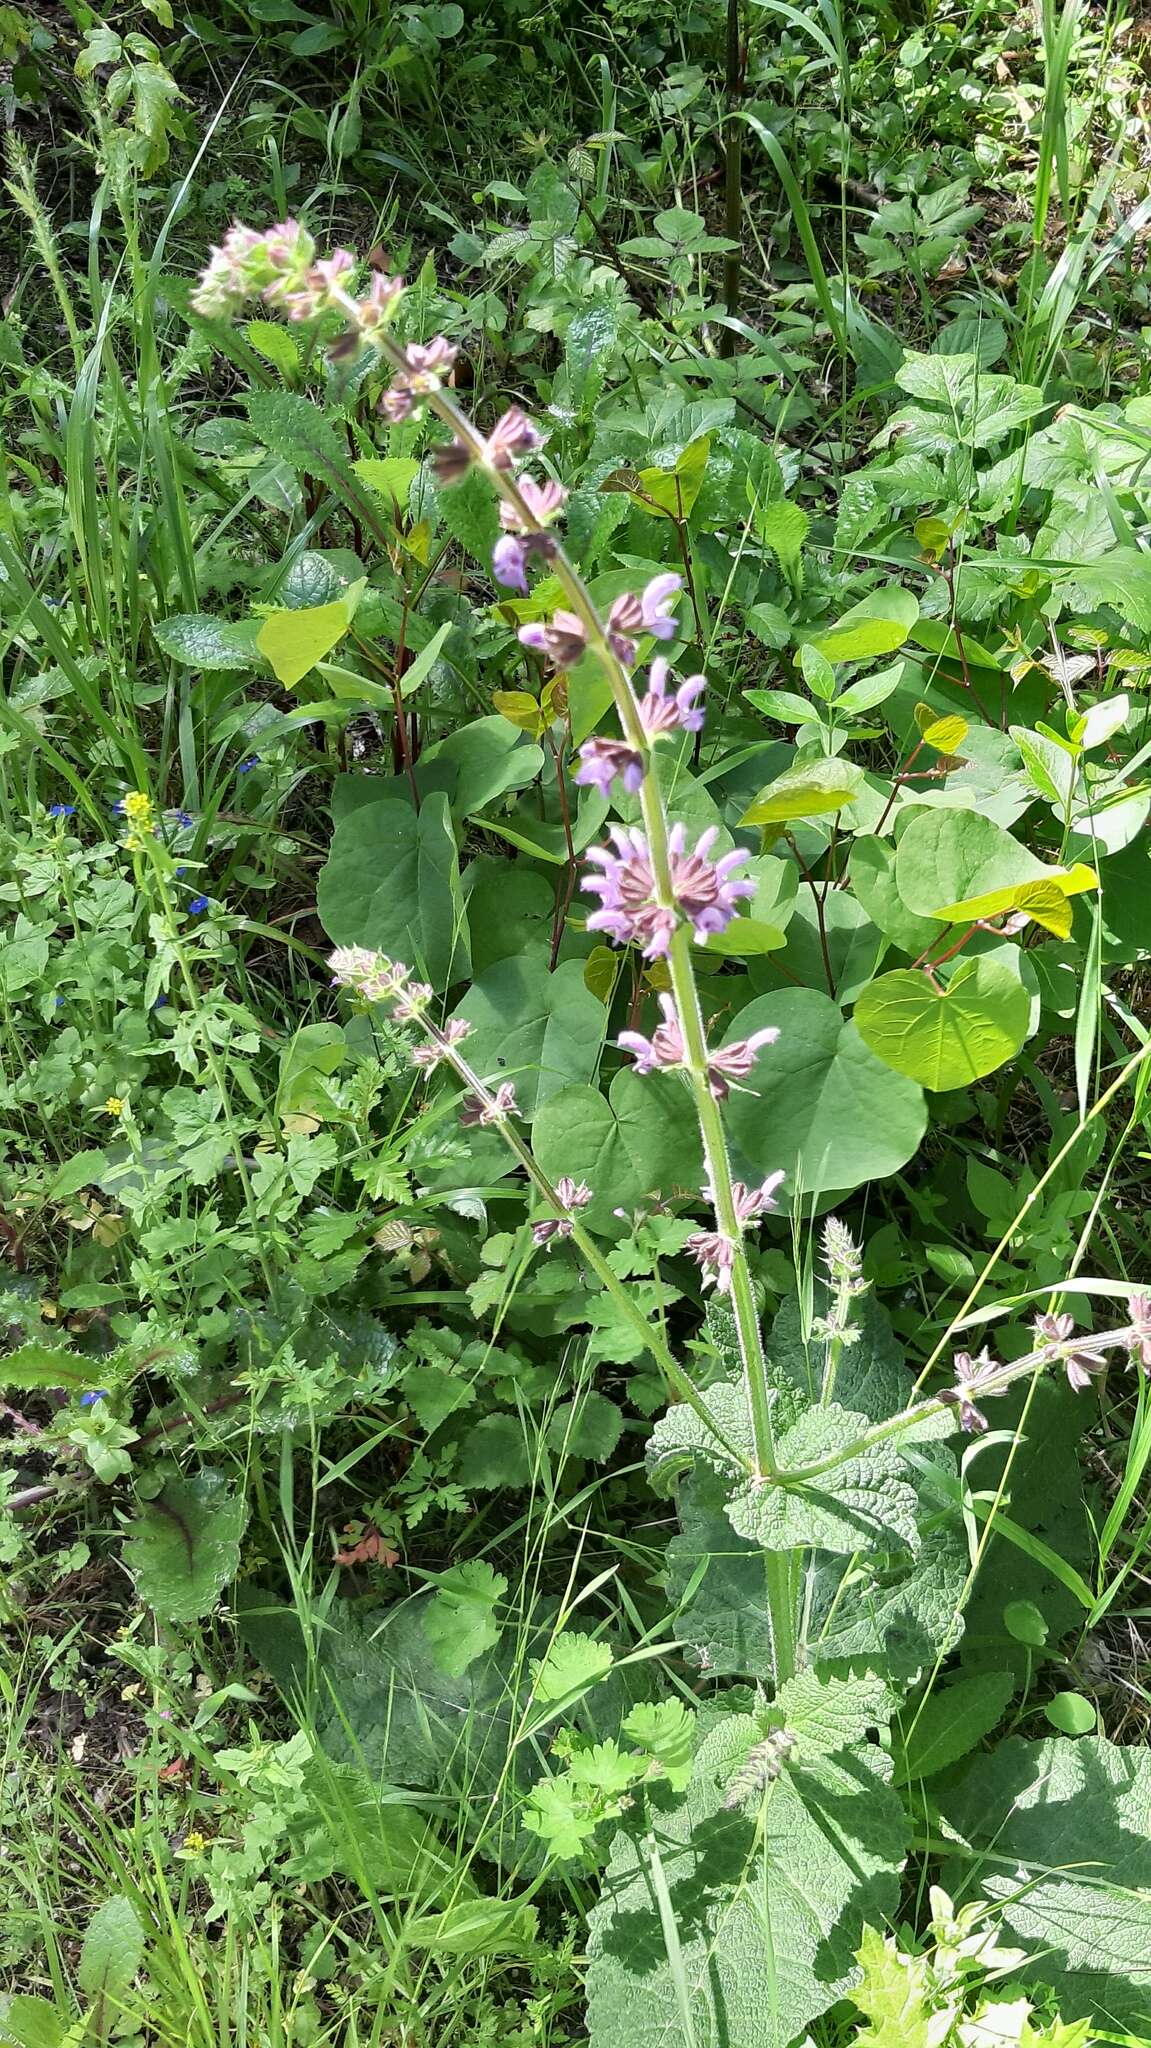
[940,1348,1005,1434]
[707,1026,780,1100]
[484,406,544,470]
[573,737,645,798]
[492,535,530,592]
[500,477,567,534]
[606,574,683,665]
[518,610,588,669]
[237,756,260,775]
[459,1081,519,1127]
[172,809,194,829]
[684,1228,737,1294]
[532,1177,593,1248]
[1034,1311,1106,1392]
[410,1018,473,1069]
[1129,1292,1151,1373]
[48,804,76,819]
[617,994,686,1074]
[188,895,211,915]
[380,336,458,420]
[583,824,754,958]
[638,658,707,738]
[80,1390,109,1407]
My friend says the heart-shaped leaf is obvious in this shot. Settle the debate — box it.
[854,956,1031,1089]
[532,1068,704,1233]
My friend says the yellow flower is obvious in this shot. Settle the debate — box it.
[180,1830,207,1855]
[104,1096,125,1118]
[123,791,154,826]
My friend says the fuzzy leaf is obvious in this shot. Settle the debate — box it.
[122,1470,248,1622]
[78,1897,145,2009]
[623,1699,695,1790]
[532,1631,614,1705]
[726,1403,920,1556]
[893,1669,1015,1784]
[586,1707,907,2048]
[154,613,265,671]
[944,1735,1151,2031]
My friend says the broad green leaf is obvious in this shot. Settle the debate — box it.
[740,757,865,828]
[122,1470,249,1622]
[630,435,710,519]
[894,807,1047,917]
[854,957,1031,1089]
[0,1995,67,2048]
[78,1897,145,2009]
[913,701,969,754]
[153,612,264,671]
[318,789,468,993]
[532,1068,704,1234]
[848,1926,934,2048]
[1045,1692,1096,1736]
[245,319,301,379]
[393,618,453,699]
[945,1736,1151,2030]
[700,915,786,957]
[547,1391,624,1461]
[257,583,363,687]
[721,987,926,1199]
[808,585,919,664]
[1066,547,1151,632]
[448,957,606,1120]
[423,1562,507,1678]
[929,862,1098,939]
[851,838,940,956]
[586,1709,907,2048]
[622,1699,694,1790]
[893,1669,1015,1784]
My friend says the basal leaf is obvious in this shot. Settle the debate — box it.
[944,1735,1151,2031]
[77,1896,145,2007]
[153,613,265,672]
[423,1561,507,1678]
[586,1708,907,2048]
[122,1469,248,1622]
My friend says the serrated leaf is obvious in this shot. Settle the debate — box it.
[423,1561,507,1678]
[623,1699,695,1789]
[122,1470,248,1622]
[352,456,419,512]
[245,391,394,549]
[755,498,809,570]
[245,319,301,379]
[726,1403,920,1555]
[547,1392,624,1461]
[531,1631,614,1704]
[586,1709,907,2048]
[456,1413,531,1490]
[944,1736,1151,2031]
[1,1342,91,1391]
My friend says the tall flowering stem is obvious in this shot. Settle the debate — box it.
[378,362,783,1487]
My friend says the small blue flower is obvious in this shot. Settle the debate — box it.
[152,993,169,1010]
[175,865,187,878]
[112,799,126,814]
[54,995,65,1009]
[172,808,194,829]
[80,1389,109,1407]
[48,804,76,819]
[189,894,211,914]
[237,756,260,775]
